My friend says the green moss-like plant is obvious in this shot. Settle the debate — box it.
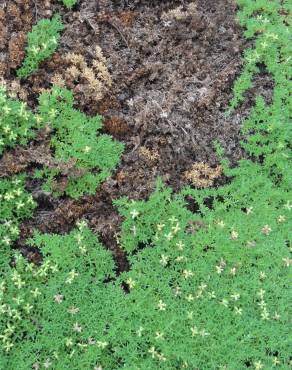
[0,176,36,271]
[36,87,124,198]
[17,15,64,78]
[0,85,37,154]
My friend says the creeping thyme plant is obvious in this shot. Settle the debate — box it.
[35,87,124,198]
[0,0,291,369]
[0,85,37,154]
[17,15,64,78]
[0,176,36,270]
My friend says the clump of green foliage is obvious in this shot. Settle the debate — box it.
[229,0,291,111]
[61,0,77,8]
[0,176,36,270]
[0,85,37,154]
[0,176,291,368]
[17,15,64,78]
[35,87,124,198]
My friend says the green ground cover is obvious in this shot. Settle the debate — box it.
[0,0,291,369]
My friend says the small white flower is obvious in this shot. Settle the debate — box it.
[220,299,229,307]
[217,220,225,228]
[73,322,82,333]
[234,306,242,315]
[261,309,270,320]
[68,306,79,315]
[172,223,181,234]
[261,225,271,235]
[157,223,165,231]
[126,278,136,289]
[148,346,156,358]
[277,215,286,223]
[155,331,164,340]
[230,267,237,276]
[187,311,193,320]
[230,293,240,301]
[43,359,52,369]
[136,326,144,337]
[246,207,253,215]
[65,338,73,347]
[208,291,216,299]
[190,326,199,336]
[258,300,266,309]
[157,300,166,311]
[176,241,185,250]
[216,265,224,274]
[83,146,91,153]
[200,329,210,337]
[164,232,173,241]
[160,254,169,266]
[183,270,193,279]
[257,289,265,299]
[254,360,264,370]
[54,294,64,304]
[282,257,292,267]
[130,209,139,219]
[272,357,280,366]
[173,286,181,296]
[2,236,11,246]
[186,294,194,302]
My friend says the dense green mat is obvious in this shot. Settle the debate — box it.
[0,0,291,369]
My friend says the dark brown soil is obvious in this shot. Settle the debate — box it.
[0,0,250,271]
